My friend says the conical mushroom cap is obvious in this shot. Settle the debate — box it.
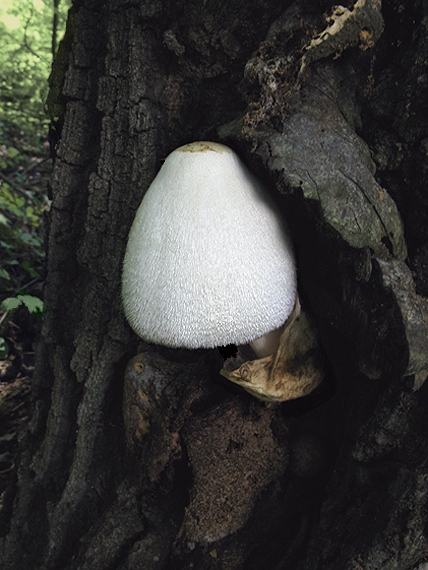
[122,141,296,349]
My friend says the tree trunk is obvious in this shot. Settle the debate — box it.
[1,1,428,569]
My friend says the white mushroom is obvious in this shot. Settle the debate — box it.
[122,141,296,354]
[122,141,323,401]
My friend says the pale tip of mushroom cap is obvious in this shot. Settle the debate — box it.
[176,141,233,154]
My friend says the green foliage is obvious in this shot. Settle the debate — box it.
[0,184,43,231]
[1,293,44,316]
[0,293,44,357]
[0,0,72,133]
[0,336,8,358]
[0,120,49,294]
[0,196,45,289]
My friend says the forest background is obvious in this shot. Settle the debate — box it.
[0,0,70,480]
[0,0,71,347]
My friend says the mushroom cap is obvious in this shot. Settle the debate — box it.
[122,141,296,349]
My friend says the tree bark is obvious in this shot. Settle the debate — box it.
[1,1,428,569]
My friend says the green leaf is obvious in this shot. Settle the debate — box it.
[0,295,44,317]
[20,232,36,244]
[17,294,43,315]
[0,337,8,359]
[21,261,40,278]
[1,297,23,312]
[0,268,11,280]
[7,146,19,159]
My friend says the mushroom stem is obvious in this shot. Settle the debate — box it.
[249,326,286,359]
[222,296,324,402]
[249,296,301,358]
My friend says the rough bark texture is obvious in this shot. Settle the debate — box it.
[1,0,428,569]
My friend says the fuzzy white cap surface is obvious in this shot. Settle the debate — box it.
[122,141,296,349]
